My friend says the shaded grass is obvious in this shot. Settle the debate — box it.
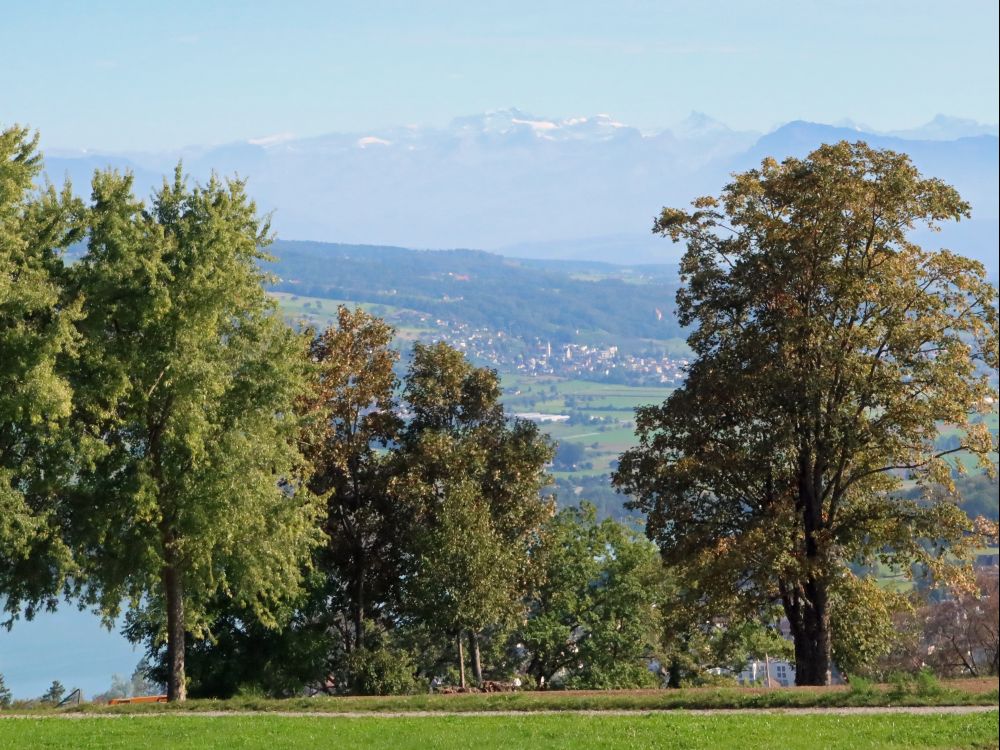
[2,712,997,750]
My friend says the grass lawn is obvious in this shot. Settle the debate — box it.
[3,711,996,750]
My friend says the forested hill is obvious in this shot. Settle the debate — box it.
[265,239,684,345]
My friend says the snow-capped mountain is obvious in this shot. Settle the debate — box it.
[43,111,998,274]
[887,114,999,141]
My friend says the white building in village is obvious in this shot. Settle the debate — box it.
[737,658,796,687]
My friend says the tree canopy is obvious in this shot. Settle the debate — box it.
[615,141,999,685]
[395,342,554,686]
[63,167,322,700]
[0,127,82,623]
[300,306,403,666]
[518,503,665,689]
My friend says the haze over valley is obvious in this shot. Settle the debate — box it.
[46,110,998,275]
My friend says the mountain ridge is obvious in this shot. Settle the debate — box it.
[42,112,998,274]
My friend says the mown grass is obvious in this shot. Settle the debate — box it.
[2,712,997,750]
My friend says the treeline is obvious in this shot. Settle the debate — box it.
[4,130,998,700]
[0,128,787,701]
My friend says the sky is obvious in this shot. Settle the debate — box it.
[0,607,141,701]
[2,0,998,152]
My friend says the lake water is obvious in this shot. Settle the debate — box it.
[0,607,139,701]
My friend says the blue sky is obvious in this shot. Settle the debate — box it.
[2,0,997,151]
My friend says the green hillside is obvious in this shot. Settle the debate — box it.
[265,240,685,348]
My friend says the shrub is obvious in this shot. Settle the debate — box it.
[915,667,942,697]
[347,645,423,695]
[887,671,912,698]
[847,675,875,697]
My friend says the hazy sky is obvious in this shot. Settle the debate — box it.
[2,0,998,151]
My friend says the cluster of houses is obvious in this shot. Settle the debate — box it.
[281,297,688,385]
[514,340,688,384]
[401,317,689,384]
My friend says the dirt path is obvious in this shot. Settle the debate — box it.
[4,705,997,719]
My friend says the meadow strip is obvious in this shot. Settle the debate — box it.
[8,681,996,716]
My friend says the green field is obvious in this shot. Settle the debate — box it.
[269,291,435,341]
[502,376,671,478]
[3,711,996,750]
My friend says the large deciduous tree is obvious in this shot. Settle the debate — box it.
[614,142,999,685]
[0,127,82,622]
[67,168,322,700]
[300,307,403,661]
[396,342,553,686]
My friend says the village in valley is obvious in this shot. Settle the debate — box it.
[279,293,690,385]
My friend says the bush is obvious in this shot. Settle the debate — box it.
[888,671,912,698]
[915,667,942,696]
[847,675,875,697]
[563,662,659,690]
[346,645,424,695]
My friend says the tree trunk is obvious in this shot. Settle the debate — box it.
[786,453,833,686]
[666,657,682,688]
[456,632,466,688]
[163,559,186,701]
[469,631,483,686]
[353,568,365,652]
[782,577,832,686]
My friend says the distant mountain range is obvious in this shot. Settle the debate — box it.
[43,110,998,276]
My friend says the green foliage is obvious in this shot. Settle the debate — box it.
[0,673,11,708]
[847,674,875,697]
[40,680,65,704]
[128,339,557,696]
[518,504,665,689]
[888,671,912,699]
[0,126,83,621]
[346,630,423,696]
[300,306,404,658]
[126,596,331,699]
[830,574,912,678]
[395,342,554,677]
[404,477,524,639]
[658,604,792,687]
[915,668,943,697]
[64,167,323,698]
[616,141,999,684]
